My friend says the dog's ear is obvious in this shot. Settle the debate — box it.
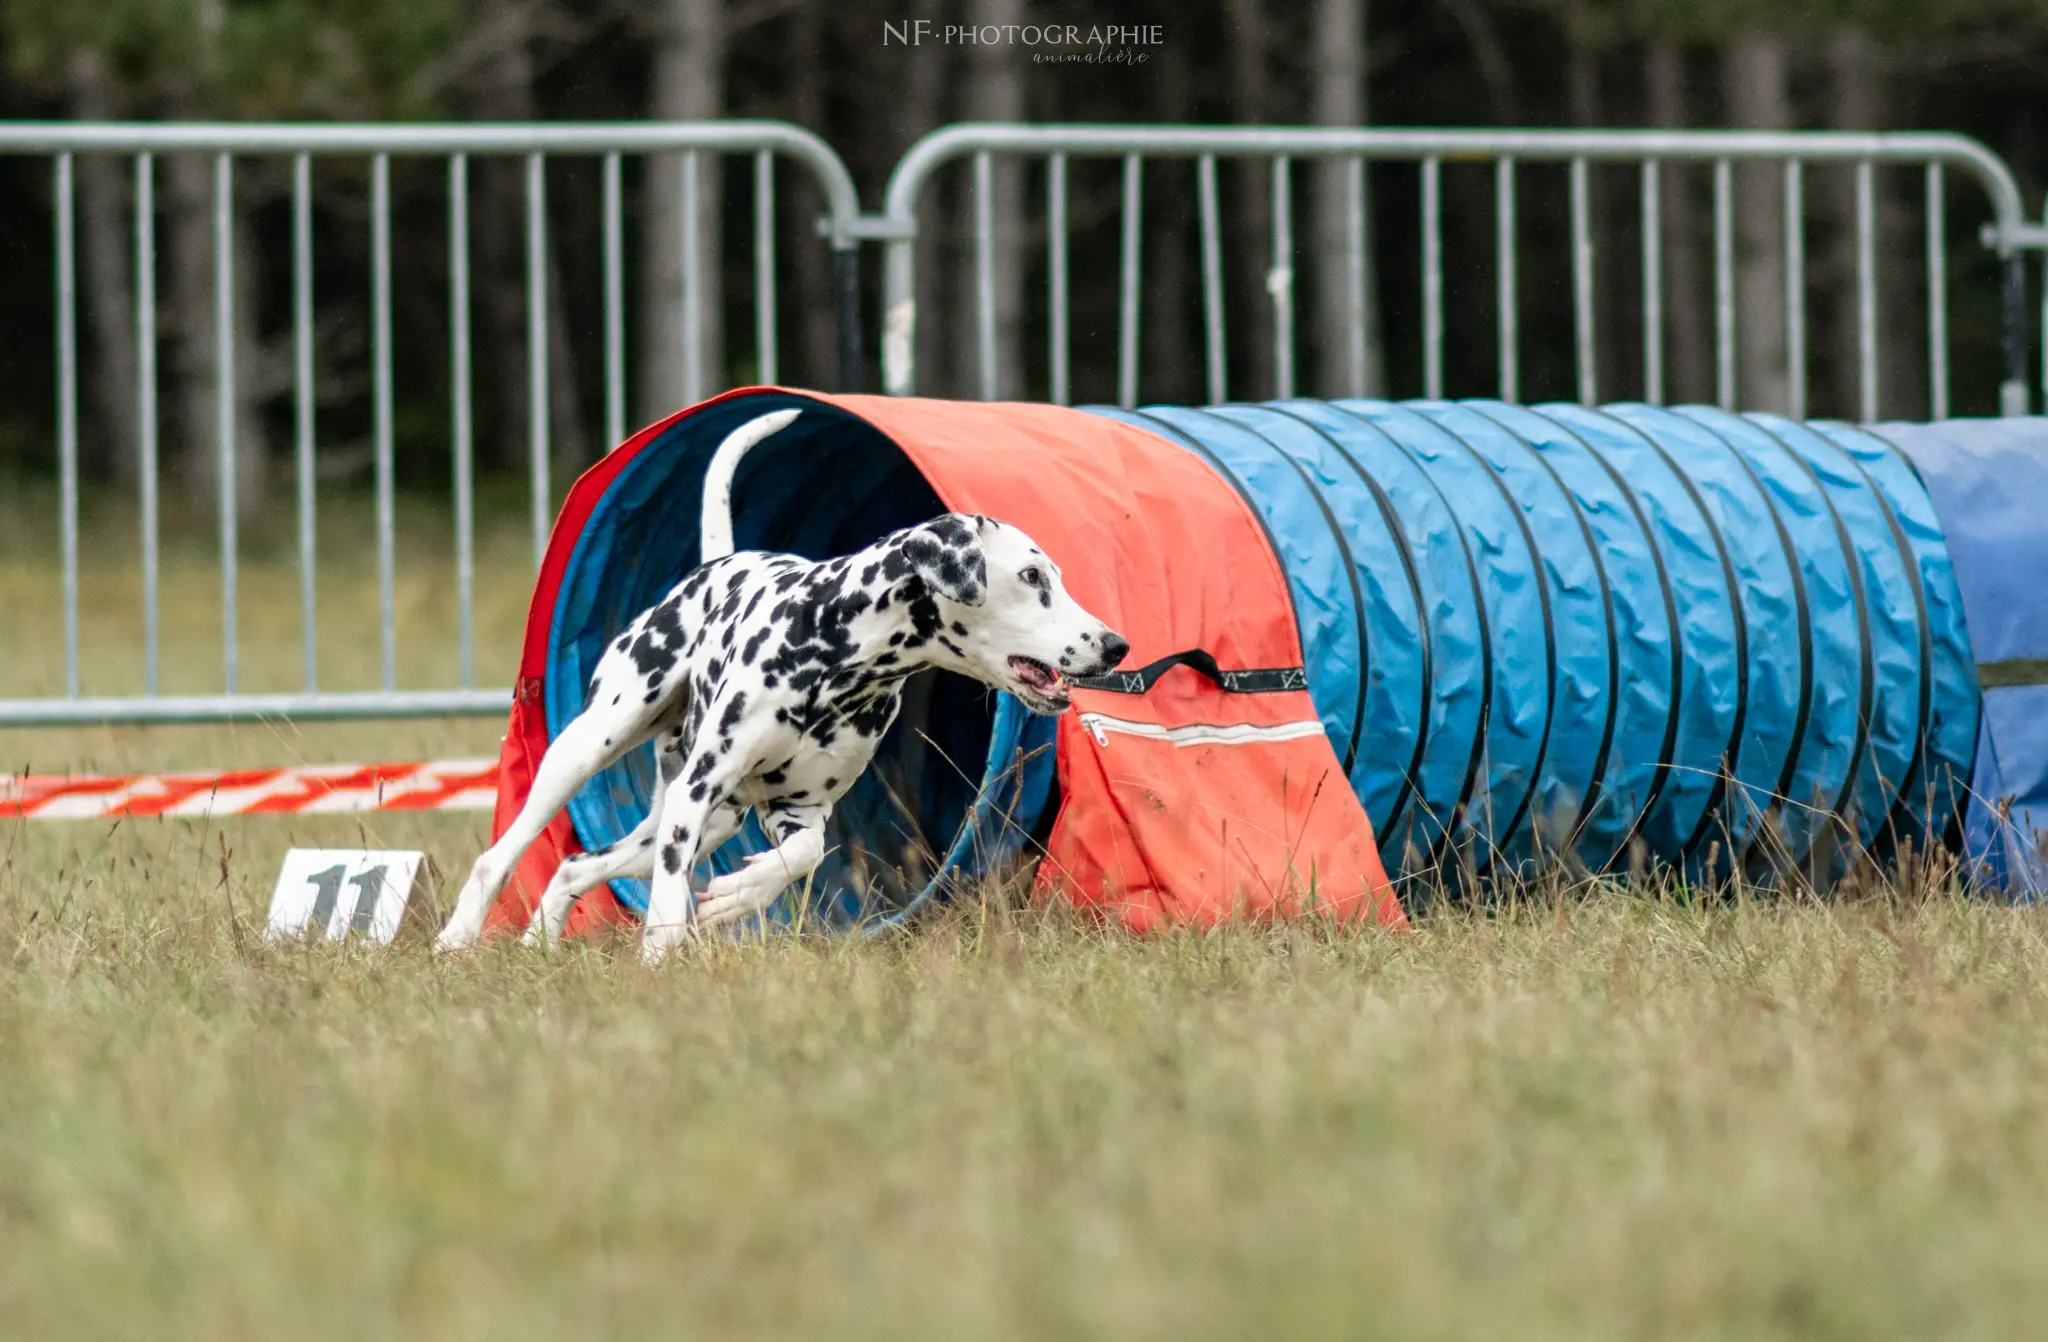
[891,516,987,606]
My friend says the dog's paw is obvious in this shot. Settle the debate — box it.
[638,919,698,966]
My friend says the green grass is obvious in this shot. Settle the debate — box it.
[5,489,2048,1338]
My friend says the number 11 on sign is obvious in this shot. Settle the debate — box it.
[267,849,428,945]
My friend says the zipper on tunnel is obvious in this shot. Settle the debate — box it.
[1078,713,1329,749]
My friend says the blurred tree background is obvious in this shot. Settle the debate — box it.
[1,0,2045,510]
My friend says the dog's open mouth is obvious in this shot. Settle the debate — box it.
[1007,655,1070,712]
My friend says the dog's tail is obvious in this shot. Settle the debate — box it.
[700,408,802,560]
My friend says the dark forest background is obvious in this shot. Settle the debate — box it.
[2,0,2046,515]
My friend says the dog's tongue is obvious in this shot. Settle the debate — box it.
[1008,655,1061,692]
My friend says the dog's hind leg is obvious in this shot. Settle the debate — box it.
[524,801,742,947]
[434,693,660,951]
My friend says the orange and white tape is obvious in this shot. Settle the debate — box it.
[0,759,498,820]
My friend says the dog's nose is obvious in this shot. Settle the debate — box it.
[1099,631,1131,668]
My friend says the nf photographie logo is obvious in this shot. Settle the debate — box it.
[883,20,1163,64]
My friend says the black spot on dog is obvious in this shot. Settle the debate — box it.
[643,689,661,704]
[690,781,707,801]
[761,767,787,786]
[661,846,682,875]
[741,627,771,665]
[689,753,717,783]
[718,693,748,736]
[951,621,969,637]
[938,635,964,657]
[907,596,943,642]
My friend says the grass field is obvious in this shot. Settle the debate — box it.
[6,489,2048,1339]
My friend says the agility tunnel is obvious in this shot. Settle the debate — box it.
[478,391,2048,939]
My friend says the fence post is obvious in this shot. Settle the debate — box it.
[2003,252,2030,416]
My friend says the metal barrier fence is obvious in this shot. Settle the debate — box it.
[0,121,861,728]
[5,120,2047,729]
[879,125,2040,421]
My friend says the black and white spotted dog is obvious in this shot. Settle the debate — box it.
[435,437,1128,962]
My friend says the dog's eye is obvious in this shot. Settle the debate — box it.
[1020,566,1044,588]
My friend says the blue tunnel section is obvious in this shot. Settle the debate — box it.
[542,392,2011,922]
[1087,400,1982,889]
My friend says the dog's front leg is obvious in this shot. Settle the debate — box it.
[693,801,830,932]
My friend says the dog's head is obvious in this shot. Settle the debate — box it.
[883,514,1128,714]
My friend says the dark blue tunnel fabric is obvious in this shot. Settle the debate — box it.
[1535,405,1738,865]
[1677,409,1862,868]
[1869,418,2041,895]
[1603,405,1800,872]
[1407,401,1608,875]
[1462,403,1671,873]
[1334,401,1553,878]
[1806,423,1980,863]
[1099,399,1980,889]
[1752,418,1927,857]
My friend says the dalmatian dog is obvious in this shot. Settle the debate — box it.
[434,453,1128,963]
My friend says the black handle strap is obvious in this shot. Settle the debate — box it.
[1071,648,1308,695]
[1980,658,2048,688]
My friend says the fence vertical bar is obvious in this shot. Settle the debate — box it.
[2040,193,2047,412]
[1641,160,1663,406]
[680,150,702,406]
[1118,155,1142,409]
[134,153,158,696]
[1925,163,1948,420]
[450,154,475,690]
[1198,153,1227,404]
[1856,158,1879,421]
[293,153,317,692]
[214,152,238,695]
[1344,156,1369,397]
[1048,153,1069,405]
[371,153,396,692]
[974,151,997,400]
[1785,159,1807,421]
[527,152,551,568]
[1571,156,1596,407]
[753,149,777,389]
[1422,155,1443,399]
[603,151,625,448]
[1270,155,1295,400]
[1714,157,1735,411]
[54,154,79,698]
[1497,157,1518,404]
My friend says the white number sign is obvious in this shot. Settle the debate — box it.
[266,848,430,945]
